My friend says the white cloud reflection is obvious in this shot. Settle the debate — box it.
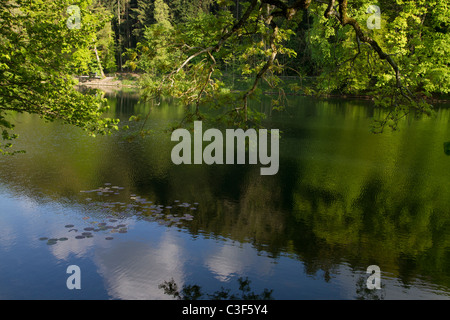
[2,188,449,300]
[93,230,186,300]
[205,241,274,282]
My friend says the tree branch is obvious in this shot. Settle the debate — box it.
[242,21,279,122]
[336,0,402,87]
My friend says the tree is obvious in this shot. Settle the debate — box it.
[0,0,119,154]
[302,0,449,131]
[68,0,117,76]
[129,0,447,132]
[130,0,155,42]
[154,0,171,26]
[170,0,215,23]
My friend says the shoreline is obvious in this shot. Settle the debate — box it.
[74,75,449,103]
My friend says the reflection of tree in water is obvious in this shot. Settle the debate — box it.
[444,142,450,156]
[3,94,450,296]
[292,167,450,291]
[160,275,386,300]
[159,277,274,300]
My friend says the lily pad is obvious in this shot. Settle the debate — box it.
[82,232,92,236]
[65,224,74,228]
[59,237,68,241]
[47,240,58,245]
[75,236,85,239]
[39,237,49,241]
[84,227,94,231]
[105,237,114,240]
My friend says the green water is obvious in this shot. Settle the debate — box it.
[0,91,449,299]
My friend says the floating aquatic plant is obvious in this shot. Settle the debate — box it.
[79,186,198,233]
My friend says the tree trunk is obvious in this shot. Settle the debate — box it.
[118,0,122,72]
[93,45,105,78]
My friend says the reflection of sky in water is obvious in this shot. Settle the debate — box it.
[1,188,449,300]
[94,236,185,300]
[2,94,450,300]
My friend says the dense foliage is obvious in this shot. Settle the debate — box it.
[124,0,450,131]
[0,0,119,154]
[1,0,449,152]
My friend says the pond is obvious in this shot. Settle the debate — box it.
[0,90,449,300]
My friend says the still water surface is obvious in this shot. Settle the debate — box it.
[0,91,449,299]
